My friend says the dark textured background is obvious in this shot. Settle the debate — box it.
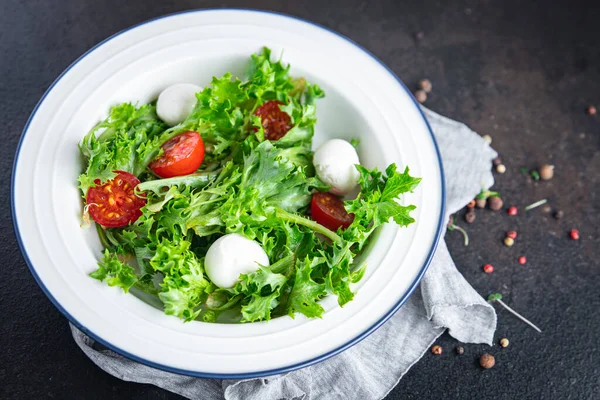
[1,0,599,399]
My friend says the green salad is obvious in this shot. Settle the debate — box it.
[79,48,421,323]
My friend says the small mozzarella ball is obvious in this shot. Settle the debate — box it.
[156,83,201,126]
[313,139,360,196]
[204,233,269,289]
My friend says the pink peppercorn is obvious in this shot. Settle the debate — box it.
[570,229,580,240]
[518,256,527,265]
[506,231,517,239]
[507,206,518,216]
[483,264,494,274]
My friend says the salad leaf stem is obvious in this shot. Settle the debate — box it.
[488,293,542,333]
[95,223,112,249]
[136,171,218,194]
[133,281,159,296]
[496,298,542,333]
[524,198,547,211]
[447,217,469,246]
[270,254,297,275]
[275,208,341,243]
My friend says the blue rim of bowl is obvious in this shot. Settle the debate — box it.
[11,8,446,379]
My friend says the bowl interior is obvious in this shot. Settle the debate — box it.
[74,54,392,315]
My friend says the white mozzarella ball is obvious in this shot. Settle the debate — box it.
[204,233,270,289]
[313,139,361,196]
[156,83,201,126]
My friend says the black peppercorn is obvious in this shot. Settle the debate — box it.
[554,210,564,220]
[456,346,464,355]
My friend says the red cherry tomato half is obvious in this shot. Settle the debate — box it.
[86,171,146,228]
[149,131,205,178]
[311,192,355,231]
[254,100,292,141]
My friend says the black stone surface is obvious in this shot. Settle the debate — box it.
[1,0,599,399]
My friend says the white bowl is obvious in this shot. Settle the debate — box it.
[12,9,445,378]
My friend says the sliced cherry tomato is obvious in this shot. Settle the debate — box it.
[310,192,355,231]
[87,171,146,228]
[149,131,204,178]
[254,100,292,141]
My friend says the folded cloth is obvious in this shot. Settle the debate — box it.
[71,107,498,400]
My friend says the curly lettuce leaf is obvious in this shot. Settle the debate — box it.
[89,250,138,292]
[78,103,167,195]
[150,238,212,321]
[287,257,327,318]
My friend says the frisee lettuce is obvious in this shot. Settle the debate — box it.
[83,47,421,323]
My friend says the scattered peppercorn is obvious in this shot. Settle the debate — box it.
[496,164,506,174]
[489,196,503,211]
[456,346,464,355]
[465,211,476,224]
[587,105,597,115]
[419,79,432,93]
[467,199,476,209]
[569,229,580,240]
[554,210,564,220]
[476,198,487,209]
[480,353,495,369]
[518,256,527,265]
[483,264,494,274]
[542,204,552,214]
[507,206,518,216]
[482,135,492,145]
[493,157,502,166]
[504,237,515,247]
[539,164,554,180]
[499,338,509,348]
[431,345,442,355]
[506,231,517,239]
[414,90,427,103]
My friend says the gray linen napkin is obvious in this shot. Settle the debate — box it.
[71,108,498,400]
